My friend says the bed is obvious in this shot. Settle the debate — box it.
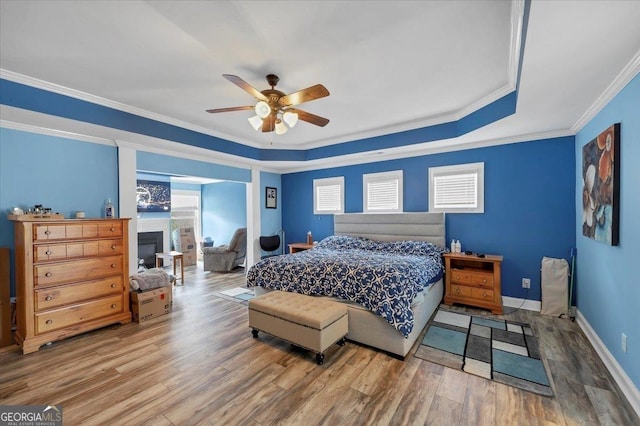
[246,212,446,358]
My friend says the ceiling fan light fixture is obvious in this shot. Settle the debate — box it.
[275,119,288,135]
[248,115,263,131]
[283,111,298,128]
[254,101,271,119]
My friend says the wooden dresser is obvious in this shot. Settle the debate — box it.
[11,218,131,354]
[443,252,503,314]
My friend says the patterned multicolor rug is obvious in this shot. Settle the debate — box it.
[415,308,553,397]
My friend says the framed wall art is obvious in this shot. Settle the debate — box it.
[582,123,620,246]
[266,187,277,209]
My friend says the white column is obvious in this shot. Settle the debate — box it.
[117,144,138,274]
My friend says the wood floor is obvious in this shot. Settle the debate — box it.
[1,264,637,425]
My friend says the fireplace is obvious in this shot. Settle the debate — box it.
[138,231,163,269]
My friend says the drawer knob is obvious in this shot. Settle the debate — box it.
[111,264,117,268]
[45,272,52,277]
[111,283,116,288]
[455,275,460,280]
[482,279,487,283]
[455,288,460,294]
[111,245,116,250]
[46,250,52,255]
[111,304,117,309]
[46,319,53,325]
[483,292,487,297]
[45,296,53,301]
[110,227,115,232]
[44,230,51,235]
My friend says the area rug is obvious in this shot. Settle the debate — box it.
[214,287,255,304]
[415,307,553,397]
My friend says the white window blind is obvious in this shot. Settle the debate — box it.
[429,162,484,213]
[363,170,403,212]
[433,173,477,208]
[314,177,344,214]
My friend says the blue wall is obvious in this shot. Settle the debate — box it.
[137,151,250,183]
[0,128,119,295]
[201,181,247,246]
[575,73,639,388]
[282,136,576,302]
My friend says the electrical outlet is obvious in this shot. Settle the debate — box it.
[622,333,627,353]
[522,278,531,289]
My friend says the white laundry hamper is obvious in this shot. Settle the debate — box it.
[540,257,569,316]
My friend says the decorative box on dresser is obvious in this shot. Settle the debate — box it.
[11,218,132,354]
[443,252,503,314]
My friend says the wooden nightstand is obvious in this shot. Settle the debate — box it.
[443,252,503,314]
[288,243,314,253]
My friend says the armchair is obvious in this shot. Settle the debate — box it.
[202,228,247,272]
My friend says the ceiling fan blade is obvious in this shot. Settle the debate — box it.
[262,114,276,132]
[223,74,268,102]
[278,84,330,107]
[288,108,330,127]
[206,106,253,113]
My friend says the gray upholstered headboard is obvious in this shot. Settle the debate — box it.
[334,212,445,248]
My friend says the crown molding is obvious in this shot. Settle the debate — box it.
[0,119,116,146]
[571,49,640,133]
[0,68,263,149]
[0,112,258,172]
[508,0,526,89]
[275,128,573,174]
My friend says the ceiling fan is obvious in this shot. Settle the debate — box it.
[206,74,330,134]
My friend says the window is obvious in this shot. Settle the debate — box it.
[313,177,344,214]
[170,190,201,242]
[429,162,484,213]
[363,170,403,213]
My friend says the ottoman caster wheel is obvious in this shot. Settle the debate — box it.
[337,337,346,346]
[251,329,259,338]
[316,353,325,365]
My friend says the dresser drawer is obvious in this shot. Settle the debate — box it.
[34,224,67,241]
[470,273,494,288]
[35,294,124,334]
[34,240,123,262]
[34,255,123,287]
[450,269,473,285]
[35,277,123,310]
[471,287,494,301]
[99,239,123,255]
[450,284,472,298]
[98,222,122,238]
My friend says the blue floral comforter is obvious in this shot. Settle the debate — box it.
[246,235,446,337]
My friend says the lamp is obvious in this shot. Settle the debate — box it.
[275,119,288,135]
[283,111,298,128]
[254,101,271,119]
[248,115,262,131]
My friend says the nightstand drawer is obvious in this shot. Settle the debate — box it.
[450,269,473,284]
[471,287,494,301]
[451,284,472,298]
[470,273,494,288]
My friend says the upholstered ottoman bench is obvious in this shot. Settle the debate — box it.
[248,290,348,365]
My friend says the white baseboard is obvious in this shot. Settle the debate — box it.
[576,309,640,418]
[502,296,541,312]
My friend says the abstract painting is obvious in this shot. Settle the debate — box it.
[582,123,620,245]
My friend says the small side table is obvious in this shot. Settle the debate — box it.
[288,243,314,253]
[156,251,184,285]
